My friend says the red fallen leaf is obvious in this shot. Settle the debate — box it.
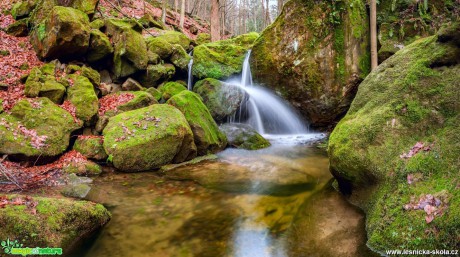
[11,197,24,205]
[424,204,437,215]
[400,142,432,159]
[425,215,434,223]
[407,174,413,184]
[99,92,135,116]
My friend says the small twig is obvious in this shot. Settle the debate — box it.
[0,162,23,191]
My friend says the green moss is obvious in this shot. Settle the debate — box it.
[90,19,104,29]
[103,104,197,171]
[66,74,98,125]
[158,81,187,101]
[0,195,110,251]
[192,33,258,80]
[328,30,460,252]
[196,33,211,45]
[145,36,173,59]
[116,91,157,112]
[112,27,148,78]
[135,63,175,88]
[87,29,113,63]
[170,44,191,71]
[167,91,227,155]
[73,136,108,160]
[156,30,190,50]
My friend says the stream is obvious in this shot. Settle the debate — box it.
[70,135,377,257]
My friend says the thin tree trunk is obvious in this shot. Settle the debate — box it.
[370,0,378,69]
[277,0,283,15]
[175,0,178,13]
[211,0,220,41]
[265,0,270,27]
[162,0,167,23]
[180,0,185,28]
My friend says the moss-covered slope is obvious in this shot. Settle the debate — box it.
[328,24,460,252]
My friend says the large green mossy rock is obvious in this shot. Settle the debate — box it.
[145,37,174,59]
[251,0,369,128]
[192,32,258,80]
[328,26,460,252]
[0,195,110,253]
[0,98,82,157]
[28,0,99,26]
[66,74,98,125]
[6,19,29,37]
[193,78,245,121]
[30,6,91,61]
[87,29,113,62]
[167,91,227,155]
[156,30,191,50]
[108,19,148,78]
[103,104,197,172]
[157,81,187,101]
[220,123,270,150]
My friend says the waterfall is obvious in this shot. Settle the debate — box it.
[228,51,309,135]
[187,51,194,91]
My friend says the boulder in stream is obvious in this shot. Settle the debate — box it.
[103,104,197,172]
[219,123,270,150]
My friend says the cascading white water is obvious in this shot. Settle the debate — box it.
[187,52,194,91]
[228,51,309,135]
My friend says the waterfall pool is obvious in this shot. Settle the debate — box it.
[67,137,377,257]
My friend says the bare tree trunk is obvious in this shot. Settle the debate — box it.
[180,0,186,28]
[242,0,247,33]
[162,0,167,23]
[370,0,378,70]
[277,0,283,16]
[175,0,178,13]
[211,0,220,41]
[265,0,270,27]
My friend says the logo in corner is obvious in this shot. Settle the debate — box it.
[1,238,62,256]
[1,239,23,254]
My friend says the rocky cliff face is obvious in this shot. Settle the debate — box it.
[251,0,370,129]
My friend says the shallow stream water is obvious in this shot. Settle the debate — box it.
[73,135,377,257]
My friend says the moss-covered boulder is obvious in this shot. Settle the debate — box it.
[0,98,81,157]
[103,104,197,172]
[328,27,460,252]
[30,6,91,61]
[145,37,174,59]
[138,13,165,30]
[192,32,259,80]
[87,29,113,62]
[219,123,270,150]
[158,81,187,101]
[135,63,175,88]
[170,44,192,71]
[24,67,66,104]
[167,91,227,155]
[196,33,211,45]
[108,20,148,78]
[73,135,108,160]
[66,74,98,125]
[251,0,369,128]
[145,87,162,101]
[193,78,245,121]
[0,195,110,253]
[156,30,191,50]
[63,158,102,176]
[28,0,99,26]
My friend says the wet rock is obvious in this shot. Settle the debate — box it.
[146,37,174,59]
[103,104,197,171]
[10,0,37,19]
[220,123,270,150]
[30,6,91,61]
[193,32,258,80]
[62,159,102,176]
[156,30,191,50]
[251,0,369,128]
[167,91,227,155]
[193,78,245,121]
[61,184,91,199]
